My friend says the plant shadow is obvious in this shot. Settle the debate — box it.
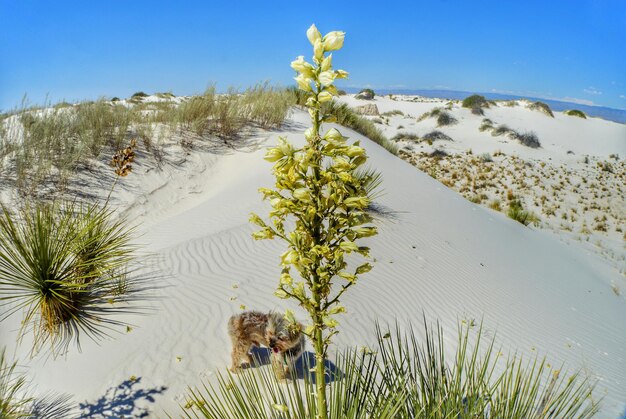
[76,377,167,419]
[247,347,341,384]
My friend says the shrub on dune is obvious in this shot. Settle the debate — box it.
[565,109,587,119]
[355,88,375,100]
[529,101,554,117]
[436,110,457,127]
[462,94,490,109]
[423,130,453,142]
[515,131,541,148]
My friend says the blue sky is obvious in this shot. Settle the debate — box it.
[1,0,625,111]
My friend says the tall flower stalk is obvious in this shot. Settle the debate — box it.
[251,24,378,417]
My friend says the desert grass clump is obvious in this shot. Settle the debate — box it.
[515,131,541,148]
[381,109,403,117]
[529,101,554,117]
[242,83,294,129]
[491,124,516,137]
[565,109,587,119]
[462,94,490,109]
[0,200,139,356]
[436,110,457,127]
[323,101,397,154]
[479,118,494,132]
[423,130,453,142]
[507,198,539,226]
[391,132,420,142]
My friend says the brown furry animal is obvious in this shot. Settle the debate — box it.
[228,311,305,380]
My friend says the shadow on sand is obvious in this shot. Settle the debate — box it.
[77,377,167,419]
[247,346,341,383]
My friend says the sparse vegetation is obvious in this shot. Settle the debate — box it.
[529,101,554,117]
[515,131,541,148]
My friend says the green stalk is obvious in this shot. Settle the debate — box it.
[310,84,328,419]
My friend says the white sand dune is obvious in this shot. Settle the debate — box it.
[1,107,625,417]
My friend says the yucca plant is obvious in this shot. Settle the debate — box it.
[181,349,404,419]
[181,321,599,418]
[376,320,599,418]
[0,201,138,356]
[0,348,31,418]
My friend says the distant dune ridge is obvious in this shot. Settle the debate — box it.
[0,92,624,417]
[345,88,626,124]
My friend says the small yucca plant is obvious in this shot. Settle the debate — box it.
[0,201,138,356]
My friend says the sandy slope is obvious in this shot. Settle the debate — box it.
[1,108,625,417]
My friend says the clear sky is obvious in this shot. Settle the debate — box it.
[1,0,625,111]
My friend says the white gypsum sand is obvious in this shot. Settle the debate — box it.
[0,99,625,417]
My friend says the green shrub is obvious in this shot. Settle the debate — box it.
[355,88,375,100]
[462,94,490,109]
[131,91,148,99]
[529,101,554,117]
[381,110,403,117]
[564,109,586,119]
[243,82,294,129]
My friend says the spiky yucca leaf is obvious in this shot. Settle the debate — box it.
[0,201,140,356]
[0,348,31,418]
[181,350,404,419]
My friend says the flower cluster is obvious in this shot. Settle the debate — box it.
[110,139,136,177]
[251,24,377,341]
[291,25,348,110]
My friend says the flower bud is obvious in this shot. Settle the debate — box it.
[317,91,332,103]
[307,24,322,46]
[322,31,345,51]
[321,54,332,72]
[290,56,314,78]
[294,74,313,92]
[335,69,349,79]
[318,70,336,87]
[313,39,324,62]
[323,128,344,142]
